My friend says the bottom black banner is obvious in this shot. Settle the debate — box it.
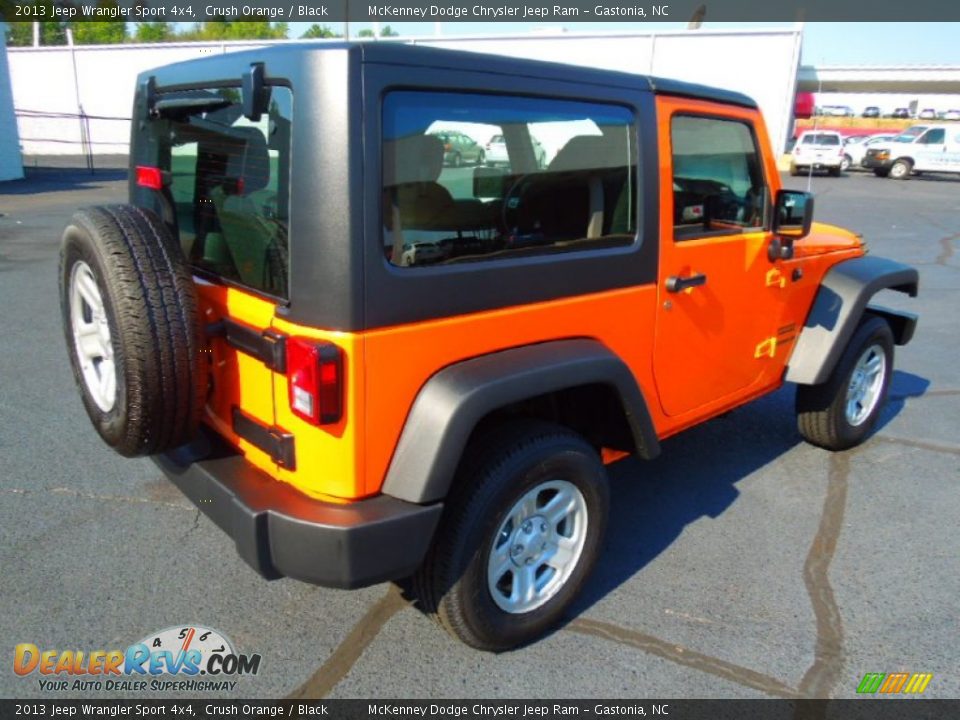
[3,699,959,720]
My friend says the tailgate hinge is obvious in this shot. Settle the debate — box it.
[232,407,296,470]
[207,319,287,373]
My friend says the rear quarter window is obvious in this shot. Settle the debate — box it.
[381,90,638,268]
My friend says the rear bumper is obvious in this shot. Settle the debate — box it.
[793,156,842,169]
[153,433,443,589]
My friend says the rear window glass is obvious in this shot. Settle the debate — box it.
[801,134,841,146]
[163,86,292,299]
[382,91,637,268]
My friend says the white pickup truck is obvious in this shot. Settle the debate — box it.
[863,124,960,179]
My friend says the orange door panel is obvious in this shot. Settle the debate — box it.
[653,97,788,418]
[195,280,280,472]
[653,231,777,416]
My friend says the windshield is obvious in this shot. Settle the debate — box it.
[894,127,927,143]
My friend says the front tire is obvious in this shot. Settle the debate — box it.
[890,159,912,180]
[796,316,894,451]
[413,421,609,651]
[840,154,851,172]
[476,151,485,167]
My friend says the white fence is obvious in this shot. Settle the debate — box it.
[7,28,804,160]
[0,24,24,181]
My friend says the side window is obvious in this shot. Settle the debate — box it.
[382,91,637,267]
[164,86,293,299]
[671,115,767,240]
[920,129,946,144]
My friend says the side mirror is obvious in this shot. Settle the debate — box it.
[473,166,506,199]
[772,189,814,259]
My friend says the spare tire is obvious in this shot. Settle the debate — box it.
[59,205,203,457]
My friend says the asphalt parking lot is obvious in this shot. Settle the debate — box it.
[1,167,958,701]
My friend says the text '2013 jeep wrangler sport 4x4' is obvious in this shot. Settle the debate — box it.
[59,43,918,651]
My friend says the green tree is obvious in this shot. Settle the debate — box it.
[183,21,289,41]
[358,25,399,38]
[133,22,175,43]
[70,21,128,44]
[4,19,67,47]
[300,24,341,39]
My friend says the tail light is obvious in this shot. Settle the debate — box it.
[135,165,166,190]
[287,338,342,425]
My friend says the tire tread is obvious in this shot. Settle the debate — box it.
[60,204,201,457]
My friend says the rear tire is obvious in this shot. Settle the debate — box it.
[796,316,894,451]
[413,421,609,651]
[59,205,203,457]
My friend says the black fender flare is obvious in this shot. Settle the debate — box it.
[381,339,660,504]
[785,256,918,386]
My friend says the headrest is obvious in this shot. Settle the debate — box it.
[383,134,445,186]
[222,126,270,195]
[548,134,631,173]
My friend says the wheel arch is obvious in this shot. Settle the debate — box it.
[381,339,660,504]
[785,256,918,386]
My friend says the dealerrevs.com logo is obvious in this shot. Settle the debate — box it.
[14,625,261,693]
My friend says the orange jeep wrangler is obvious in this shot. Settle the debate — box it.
[59,43,918,651]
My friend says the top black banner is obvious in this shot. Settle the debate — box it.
[2,0,960,22]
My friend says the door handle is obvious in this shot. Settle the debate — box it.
[666,273,707,293]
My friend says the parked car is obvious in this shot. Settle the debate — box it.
[400,241,445,266]
[57,42,918,652]
[844,134,897,171]
[430,129,485,167]
[819,105,855,117]
[862,106,881,118]
[791,131,845,176]
[942,109,960,121]
[919,108,937,120]
[891,108,911,119]
[485,134,547,168]
[863,124,960,179]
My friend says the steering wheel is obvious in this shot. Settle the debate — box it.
[500,173,538,234]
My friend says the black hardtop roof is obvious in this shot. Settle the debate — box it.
[145,41,757,110]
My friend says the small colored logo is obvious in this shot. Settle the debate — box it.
[857,672,933,695]
[14,625,261,693]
